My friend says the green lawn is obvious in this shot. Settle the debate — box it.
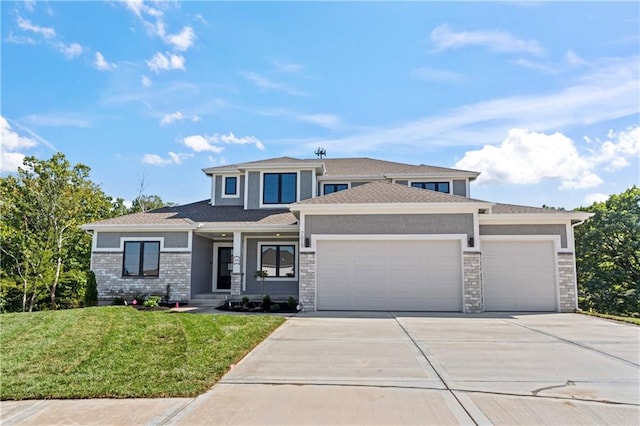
[579,311,640,325]
[0,307,284,400]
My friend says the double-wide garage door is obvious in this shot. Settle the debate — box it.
[316,239,462,311]
[482,240,558,311]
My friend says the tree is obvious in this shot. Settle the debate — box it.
[129,194,172,213]
[575,186,640,316]
[1,153,123,311]
[83,271,98,307]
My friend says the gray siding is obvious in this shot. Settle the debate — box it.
[350,181,370,187]
[306,214,474,239]
[214,175,244,206]
[300,170,313,201]
[395,180,408,186]
[96,232,189,249]
[452,180,467,197]
[190,234,213,296]
[245,238,299,296]
[480,224,568,248]
[247,171,261,209]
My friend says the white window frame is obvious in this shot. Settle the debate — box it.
[256,241,299,281]
[409,180,453,194]
[259,170,300,208]
[221,175,240,198]
[322,182,351,196]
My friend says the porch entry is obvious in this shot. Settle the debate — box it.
[215,246,233,290]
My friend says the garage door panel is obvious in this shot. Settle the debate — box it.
[483,240,557,312]
[317,239,462,311]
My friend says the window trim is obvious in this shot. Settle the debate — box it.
[409,180,452,194]
[260,171,299,207]
[122,241,160,278]
[323,182,350,196]
[256,241,298,281]
[221,175,240,198]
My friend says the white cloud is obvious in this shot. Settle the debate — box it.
[141,75,152,87]
[291,56,639,157]
[160,111,200,125]
[183,133,265,152]
[142,151,192,166]
[411,67,465,83]
[431,24,544,55]
[455,127,640,191]
[241,72,307,96]
[16,16,55,38]
[165,26,195,51]
[565,49,588,66]
[58,42,83,59]
[1,116,38,173]
[183,135,224,153]
[146,52,185,73]
[22,113,92,128]
[587,126,640,171]
[94,52,115,71]
[23,0,36,12]
[272,60,303,73]
[583,193,610,205]
[297,114,341,129]
[4,31,37,45]
[455,129,602,190]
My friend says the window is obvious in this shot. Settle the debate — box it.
[324,183,348,195]
[411,182,450,193]
[123,241,160,277]
[224,176,237,195]
[260,245,295,278]
[263,173,297,204]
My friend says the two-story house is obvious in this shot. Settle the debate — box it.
[82,156,592,312]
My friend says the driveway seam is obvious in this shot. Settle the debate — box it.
[506,320,640,367]
[392,314,487,426]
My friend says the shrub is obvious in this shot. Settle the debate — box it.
[262,294,271,310]
[270,303,280,312]
[287,297,297,310]
[83,271,99,307]
[112,297,125,306]
[143,296,161,308]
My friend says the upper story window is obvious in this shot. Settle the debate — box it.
[224,176,237,196]
[263,173,297,204]
[411,182,450,193]
[324,183,348,195]
[123,241,160,277]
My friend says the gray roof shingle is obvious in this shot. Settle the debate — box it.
[84,201,297,228]
[490,203,579,214]
[293,181,489,205]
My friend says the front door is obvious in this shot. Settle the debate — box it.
[216,247,232,290]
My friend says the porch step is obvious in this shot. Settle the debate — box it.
[189,292,231,307]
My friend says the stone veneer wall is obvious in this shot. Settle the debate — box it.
[557,252,578,312]
[299,252,316,311]
[231,273,243,295]
[92,252,191,302]
[463,252,483,313]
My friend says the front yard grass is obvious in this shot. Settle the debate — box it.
[579,310,640,325]
[0,307,284,400]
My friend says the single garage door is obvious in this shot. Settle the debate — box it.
[482,240,557,311]
[316,239,462,311]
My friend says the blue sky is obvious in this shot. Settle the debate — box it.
[2,1,638,209]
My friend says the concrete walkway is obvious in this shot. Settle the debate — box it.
[2,313,639,425]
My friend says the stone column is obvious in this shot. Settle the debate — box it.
[230,273,243,296]
[230,231,243,295]
[463,252,483,313]
[557,252,578,312]
[299,252,316,311]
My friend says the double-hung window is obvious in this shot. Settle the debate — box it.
[263,173,297,204]
[324,183,348,195]
[224,176,238,196]
[260,245,296,278]
[411,182,450,193]
[122,241,160,277]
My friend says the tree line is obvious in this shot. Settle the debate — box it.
[1,153,638,316]
[0,153,169,312]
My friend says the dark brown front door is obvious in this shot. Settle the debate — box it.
[217,247,232,290]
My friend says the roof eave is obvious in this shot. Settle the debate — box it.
[479,211,594,224]
[81,223,198,232]
[290,201,494,213]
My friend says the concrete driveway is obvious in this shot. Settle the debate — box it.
[2,313,639,425]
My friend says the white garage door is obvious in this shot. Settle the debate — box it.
[482,240,557,311]
[316,239,462,311]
